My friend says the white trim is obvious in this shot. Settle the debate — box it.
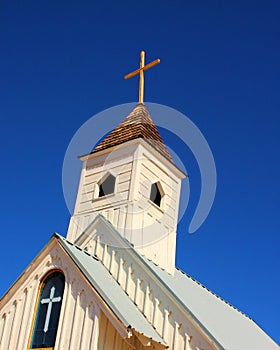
[79,138,186,179]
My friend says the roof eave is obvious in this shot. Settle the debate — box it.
[79,138,186,179]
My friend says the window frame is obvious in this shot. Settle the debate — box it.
[150,181,164,208]
[28,270,65,350]
[93,172,116,200]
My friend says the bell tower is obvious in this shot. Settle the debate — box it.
[67,52,186,273]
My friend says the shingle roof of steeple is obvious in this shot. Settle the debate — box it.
[92,103,172,161]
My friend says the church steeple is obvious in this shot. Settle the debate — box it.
[67,52,186,273]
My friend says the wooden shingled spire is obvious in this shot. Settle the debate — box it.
[92,51,171,161]
[92,103,172,162]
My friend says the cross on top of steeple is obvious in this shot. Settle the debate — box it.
[124,51,160,103]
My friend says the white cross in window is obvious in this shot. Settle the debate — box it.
[41,286,61,333]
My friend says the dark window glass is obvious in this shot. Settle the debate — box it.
[30,272,65,349]
[99,174,116,197]
[150,182,162,207]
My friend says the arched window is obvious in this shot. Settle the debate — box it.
[30,271,65,349]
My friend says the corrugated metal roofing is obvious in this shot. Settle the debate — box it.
[55,234,165,346]
[145,259,279,350]
[70,214,279,350]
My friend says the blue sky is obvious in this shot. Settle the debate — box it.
[0,0,279,344]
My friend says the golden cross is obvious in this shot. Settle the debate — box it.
[124,51,160,103]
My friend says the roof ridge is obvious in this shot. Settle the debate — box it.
[55,233,101,261]
[175,266,253,321]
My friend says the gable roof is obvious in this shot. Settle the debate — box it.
[92,103,172,162]
[145,260,279,350]
[75,214,279,350]
[0,232,165,348]
[54,233,166,347]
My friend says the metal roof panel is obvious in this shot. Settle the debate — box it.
[145,259,279,350]
[55,234,165,346]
